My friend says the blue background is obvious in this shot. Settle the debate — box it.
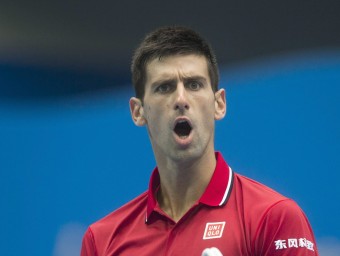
[1,49,339,255]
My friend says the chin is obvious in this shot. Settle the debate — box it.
[170,147,205,162]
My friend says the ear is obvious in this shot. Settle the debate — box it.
[214,89,227,120]
[129,97,146,126]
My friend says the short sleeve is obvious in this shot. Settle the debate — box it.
[253,199,319,256]
[81,227,97,256]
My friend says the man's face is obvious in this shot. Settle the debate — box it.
[130,54,226,164]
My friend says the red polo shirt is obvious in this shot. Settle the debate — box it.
[81,152,318,255]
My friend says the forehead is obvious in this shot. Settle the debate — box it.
[145,54,210,85]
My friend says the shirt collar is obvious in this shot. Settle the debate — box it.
[146,152,234,223]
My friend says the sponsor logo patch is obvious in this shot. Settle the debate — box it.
[203,222,226,240]
[274,237,314,251]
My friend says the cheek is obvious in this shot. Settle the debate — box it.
[144,106,165,133]
[198,100,216,130]
[199,97,216,116]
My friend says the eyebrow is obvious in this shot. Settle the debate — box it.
[183,76,208,84]
[150,75,208,88]
[150,78,176,88]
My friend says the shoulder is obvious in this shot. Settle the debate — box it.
[90,191,148,233]
[233,173,312,229]
[83,191,148,253]
[231,173,317,254]
[233,173,289,207]
[253,199,318,255]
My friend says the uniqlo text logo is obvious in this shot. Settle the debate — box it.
[203,222,226,240]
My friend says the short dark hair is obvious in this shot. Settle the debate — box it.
[131,26,219,99]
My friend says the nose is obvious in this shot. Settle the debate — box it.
[174,83,189,111]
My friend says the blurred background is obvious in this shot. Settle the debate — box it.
[0,0,339,255]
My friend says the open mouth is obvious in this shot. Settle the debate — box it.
[174,120,192,138]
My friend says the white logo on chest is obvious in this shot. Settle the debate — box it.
[203,222,226,240]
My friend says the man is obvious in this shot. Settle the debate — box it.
[81,26,318,255]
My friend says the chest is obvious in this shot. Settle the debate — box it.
[105,206,252,256]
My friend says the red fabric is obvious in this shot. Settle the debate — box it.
[81,153,318,255]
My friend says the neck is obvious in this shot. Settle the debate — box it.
[156,150,216,222]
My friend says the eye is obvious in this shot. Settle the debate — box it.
[187,81,202,91]
[155,82,176,94]
[156,83,171,93]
